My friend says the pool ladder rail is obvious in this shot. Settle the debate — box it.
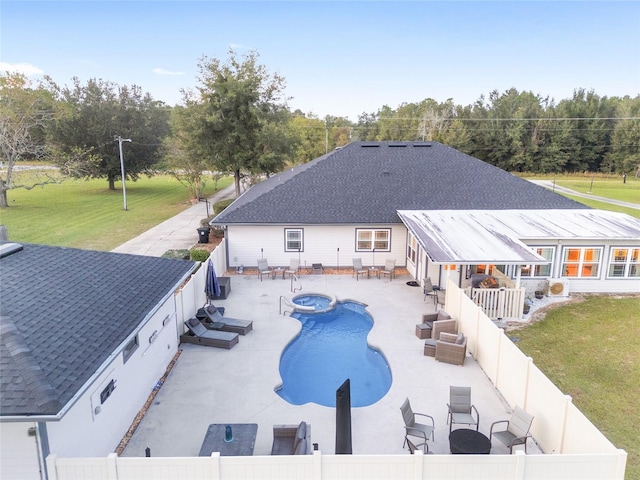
[280,295,294,316]
[290,273,302,294]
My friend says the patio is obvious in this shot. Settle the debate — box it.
[121,271,540,458]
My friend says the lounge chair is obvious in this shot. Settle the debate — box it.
[400,398,434,450]
[271,421,312,455]
[198,304,253,335]
[381,258,396,281]
[180,317,239,349]
[423,319,457,357]
[257,259,272,281]
[490,406,534,453]
[436,332,467,365]
[447,386,479,432]
[352,258,368,281]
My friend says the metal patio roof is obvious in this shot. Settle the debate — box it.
[397,209,640,265]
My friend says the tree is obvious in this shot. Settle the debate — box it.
[289,112,327,164]
[0,73,59,208]
[46,77,170,190]
[193,49,291,196]
[162,102,209,200]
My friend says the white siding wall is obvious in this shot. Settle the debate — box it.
[46,296,181,458]
[0,422,41,480]
[226,225,408,271]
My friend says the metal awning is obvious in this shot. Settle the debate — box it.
[397,209,640,265]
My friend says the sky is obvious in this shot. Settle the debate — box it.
[2,1,639,121]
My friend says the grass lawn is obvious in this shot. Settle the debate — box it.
[556,176,640,204]
[513,296,640,480]
[0,174,232,251]
[522,173,640,204]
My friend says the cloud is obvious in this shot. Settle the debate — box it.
[229,43,251,50]
[153,68,185,76]
[0,62,44,76]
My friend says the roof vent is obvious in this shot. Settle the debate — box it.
[413,143,432,147]
[0,242,24,259]
[361,144,380,148]
[389,144,407,148]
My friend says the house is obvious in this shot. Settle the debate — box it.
[211,141,640,299]
[0,243,198,480]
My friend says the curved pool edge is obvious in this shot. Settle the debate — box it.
[290,292,337,313]
[276,295,392,408]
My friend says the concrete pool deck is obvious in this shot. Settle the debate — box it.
[121,271,541,457]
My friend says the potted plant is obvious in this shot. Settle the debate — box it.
[523,298,532,314]
[535,280,549,299]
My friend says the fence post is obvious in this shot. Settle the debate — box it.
[558,395,572,454]
[514,450,526,480]
[45,454,58,480]
[107,453,118,480]
[209,452,221,480]
[412,450,423,480]
[313,450,322,480]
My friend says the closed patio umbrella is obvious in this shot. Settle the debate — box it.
[205,259,221,305]
[335,378,352,454]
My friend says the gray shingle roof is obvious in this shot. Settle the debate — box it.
[0,244,196,417]
[212,142,588,225]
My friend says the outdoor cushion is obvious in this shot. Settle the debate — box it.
[294,438,307,455]
[437,310,451,320]
[294,421,307,450]
[455,333,465,345]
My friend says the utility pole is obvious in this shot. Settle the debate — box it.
[115,136,132,210]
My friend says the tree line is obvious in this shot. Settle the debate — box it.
[1,49,638,208]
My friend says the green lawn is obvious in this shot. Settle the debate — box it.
[556,176,640,204]
[0,174,232,251]
[513,296,640,479]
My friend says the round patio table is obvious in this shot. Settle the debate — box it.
[449,428,491,454]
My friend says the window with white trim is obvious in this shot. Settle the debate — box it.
[407,236,417,264]
[607,247,640,278]
[356,229,390,251]
[561,247,602,278]
[521,247,555,277]
[284,228,303,252]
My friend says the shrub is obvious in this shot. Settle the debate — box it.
[213,198,234,215]
[189,248,210,262]
[161,249,190,260]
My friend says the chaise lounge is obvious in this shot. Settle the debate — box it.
[271,422,312,455]
[197,305,253,335]
[180,317,239,349]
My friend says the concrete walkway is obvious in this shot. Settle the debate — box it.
[111,185,236,256]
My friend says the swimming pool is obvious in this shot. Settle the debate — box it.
[276,298,392,407]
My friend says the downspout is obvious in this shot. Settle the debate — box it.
[37,422,50,480]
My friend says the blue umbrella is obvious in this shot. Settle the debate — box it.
[205,259,221,304]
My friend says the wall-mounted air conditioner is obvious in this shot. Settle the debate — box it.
[548,279,570,297]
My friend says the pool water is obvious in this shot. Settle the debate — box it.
[276,300,392,407]
[292,294,332,310]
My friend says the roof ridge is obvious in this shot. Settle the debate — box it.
[1,316,62,414]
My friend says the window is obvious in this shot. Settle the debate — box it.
[561,247,602,278]
[407,236,417,264]
[607,247,640,278]
[122,335,139,363]
[356,229,390,251]
[100,379,116,404]
[284,228,303,252]
[521,247,555,277]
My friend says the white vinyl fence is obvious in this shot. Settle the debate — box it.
[45,274,627,480]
